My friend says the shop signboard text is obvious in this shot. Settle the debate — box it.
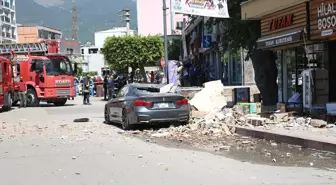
[269,14,293,31]
[317,2,336,37]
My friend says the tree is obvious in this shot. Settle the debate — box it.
[207,0,260,58]
[207,0,278,106]
[101,35,163,81]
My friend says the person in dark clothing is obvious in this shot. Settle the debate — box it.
[108,77,115,100]
[82,76,91,105]
[16,77,27,108]
[150,71,155,83]
[103,75,108,100]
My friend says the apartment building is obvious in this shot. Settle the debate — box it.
[17,25,62,43]
[137,0,186,36]
[0,0,17,43]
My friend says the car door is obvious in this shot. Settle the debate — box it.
[109,86,126,122]
[115,86,129,122]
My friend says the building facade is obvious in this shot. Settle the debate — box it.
[17,25,62,43]
[181,16,247,85]
[0,0,17,43]
[94,27,135,48]
[241,0,335,107]
[80,27,135,76]
[137,0,186,36]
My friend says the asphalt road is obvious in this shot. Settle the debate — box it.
[0,97,335,185]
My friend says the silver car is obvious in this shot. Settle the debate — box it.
[104,83,191,130]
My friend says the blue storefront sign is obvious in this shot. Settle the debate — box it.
[202,35,212,48]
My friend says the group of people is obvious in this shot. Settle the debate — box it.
[178,62,215,87]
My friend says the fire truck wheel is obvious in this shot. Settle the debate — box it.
[27,89,40,107]
[3,93,12,110]
[54,98,67,106]
[12,100,18,106]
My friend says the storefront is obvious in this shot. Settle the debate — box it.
[310,0,336,102]
[256,2,313,103]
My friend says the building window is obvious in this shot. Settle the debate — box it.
[67,48,74,55]
[283,49,296,102]
[81,49,84,54]
[305,44,326,68]
[88,48,98,54]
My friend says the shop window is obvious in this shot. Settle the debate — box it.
[231,52,242,85]
[283,49,296,102]
[305,44,325,68]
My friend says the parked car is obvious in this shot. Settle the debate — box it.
[104,83,191,130]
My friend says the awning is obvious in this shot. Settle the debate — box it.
[257,29,302,49]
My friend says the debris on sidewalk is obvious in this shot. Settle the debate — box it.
[190,80,227,112]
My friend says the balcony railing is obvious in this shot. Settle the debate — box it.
[1,1,15,10]
[1,17,16,25]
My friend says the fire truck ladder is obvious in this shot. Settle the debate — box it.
[0,42,48,54]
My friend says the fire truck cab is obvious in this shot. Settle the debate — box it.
[0,42,77,107]
[0,56,14,110]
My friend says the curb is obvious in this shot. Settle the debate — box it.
[234,126,336,153]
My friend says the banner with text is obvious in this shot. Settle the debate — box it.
[172,0,230,18]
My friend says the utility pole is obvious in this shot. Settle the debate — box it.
[122,9,131,36]
[71,0,79,41]
[163,0,169,83]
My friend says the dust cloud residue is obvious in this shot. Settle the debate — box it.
[33,0,65,7]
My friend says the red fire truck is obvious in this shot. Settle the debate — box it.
[0,56,15,110]
[0,42,77,107]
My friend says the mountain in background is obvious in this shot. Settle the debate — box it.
[16,0,137,43]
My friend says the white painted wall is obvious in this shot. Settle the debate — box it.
[94,27,135,48]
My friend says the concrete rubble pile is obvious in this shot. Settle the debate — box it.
[145,80,336,139]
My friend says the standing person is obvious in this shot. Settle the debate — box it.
[182,67,189,87]
[108,76,115,100]
[150,71,155,83]
[103,75,108,100]
[96,76,103,97]
[16,77,27,108]
[89,77,94,96]
[82,75,91,105]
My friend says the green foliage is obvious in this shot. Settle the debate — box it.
[76,66,84,76]
[82,71,98,76]
[101,36,164,69]
[207,0,260,59]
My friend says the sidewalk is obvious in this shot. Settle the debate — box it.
[234,125,336,153]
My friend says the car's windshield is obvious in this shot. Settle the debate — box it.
[43,57,73,75]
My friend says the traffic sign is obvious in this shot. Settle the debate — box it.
[160,57,165,68]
